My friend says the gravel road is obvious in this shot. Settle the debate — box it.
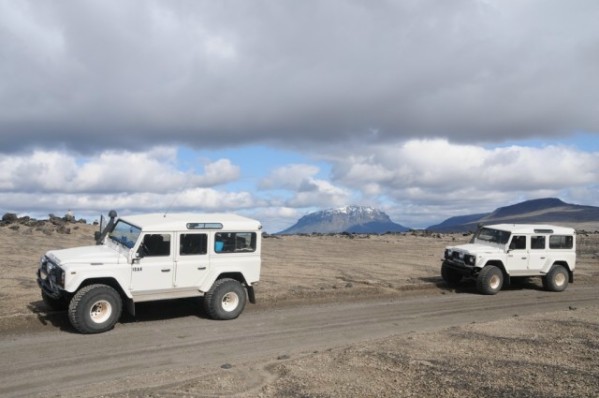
[1,285,597,397]
[1,226,597,397]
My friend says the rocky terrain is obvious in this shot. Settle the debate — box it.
[0,216,598,397]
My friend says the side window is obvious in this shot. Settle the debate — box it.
[139,233,171,256]
[549,235,573,249]
[180,234,207,255]
[531,236,546,250]
[214,232,256,253]
[509,235,526,250]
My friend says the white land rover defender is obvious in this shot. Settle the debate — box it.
[37,211,262,333]
[441,224,576,295]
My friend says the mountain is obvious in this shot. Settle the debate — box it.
[278,205,409,234]
[427,198,599,232]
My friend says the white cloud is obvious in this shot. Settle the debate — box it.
[1,141,598,231]
[251,206,301,233]
[329,139,599,226]
[334,139,599,193]
[0,148,254,219]
[0,148,241,194]
[287,179,350,208]
[259,164,320,190]
[260,164,351,208]
[194,158,240,187]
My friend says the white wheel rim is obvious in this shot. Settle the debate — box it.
[221,292,239,312]
[554,272,566,287]
[489,274,501,290]
[90,300,112,324]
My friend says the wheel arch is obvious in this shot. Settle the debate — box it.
[76,277,135,316]
[481,260,511,286]
[214,272,256,304]
[481,260,507,274]
[217,272,248,285]
[550,261,574,283]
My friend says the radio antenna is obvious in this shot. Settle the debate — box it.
[163,170,195,218]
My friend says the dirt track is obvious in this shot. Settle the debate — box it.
[1,223,598,397]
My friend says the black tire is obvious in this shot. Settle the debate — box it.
[441,262,462,287]
[68,284,122,334]
[42,291,69,311]
[203,278,247,320]
[542,265,569,292]
[476,265,504,295]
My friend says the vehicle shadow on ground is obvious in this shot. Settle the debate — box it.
[28,298,210,333]
[422,276,546,295]
[120,297,209,324]
[27,300,75,333]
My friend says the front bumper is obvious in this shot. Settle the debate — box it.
[443,258,479,277]
[37,258,64,298]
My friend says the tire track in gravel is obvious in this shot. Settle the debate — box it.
[0,285,597,397]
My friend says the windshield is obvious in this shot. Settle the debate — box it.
[108,220,141,249]
[475,227,511,245]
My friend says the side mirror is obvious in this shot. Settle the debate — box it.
[131,251,142,263]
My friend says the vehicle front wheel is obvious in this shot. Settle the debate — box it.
[68,284,122,334]
[542,265,569,292]
[203,278,247,320]
[441,262,462,287]
[476,265,504,295]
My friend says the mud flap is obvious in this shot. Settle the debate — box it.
[125,297,136,316]
[247,286,256,304]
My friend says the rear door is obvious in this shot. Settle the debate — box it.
[174,233,210,288]
[528,235,547,271]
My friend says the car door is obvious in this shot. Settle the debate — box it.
[528,235,547,271]
[131,233,175,292]
[506,235,529,271]
[174,233,210,288]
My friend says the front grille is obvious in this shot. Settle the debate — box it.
[40,257,64,288]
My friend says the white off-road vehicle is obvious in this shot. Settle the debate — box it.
[441,224,576,295]
[37,211,262,333]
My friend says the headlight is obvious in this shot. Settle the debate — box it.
[464,255,476,266]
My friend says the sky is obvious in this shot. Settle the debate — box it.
[1,0,598,233]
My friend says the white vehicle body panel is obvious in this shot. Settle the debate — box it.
[443,224,576,277]
[38,212,262,304]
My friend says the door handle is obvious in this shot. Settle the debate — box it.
[521,257,527,260]
[161,269,171,273]
[198,267,206,270]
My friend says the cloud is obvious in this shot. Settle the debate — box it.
[329,139,599,225]
[260,164,351,208]
[1,140,598,230]
[0,147,240,194]
[259,164,320,190]
[1,1,598,153]
[0,147,251,219]
[0,188,256,216]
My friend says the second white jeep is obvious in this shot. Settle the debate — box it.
[441,224,576,295]
[37,211,262,333]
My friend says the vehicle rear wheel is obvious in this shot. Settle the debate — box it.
[203,278,247,320]
[476,265,503,295]
[542,265,569,292]
[68,284,122,334]
[441,261,462,287]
